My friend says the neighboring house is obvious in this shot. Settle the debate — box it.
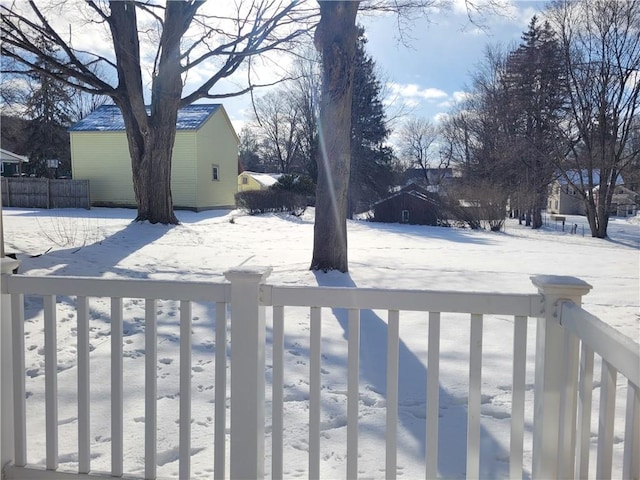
[547,170,624,216]
[547,179,583,215]
[372,185,442,225]
[70,104,238,211]
[237,171,282,192]
[0,148,28,177]
[601,185,639,217]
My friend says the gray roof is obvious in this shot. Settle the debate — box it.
[0,148,29,163]
[558,169,623,186]
[69,104,221,132]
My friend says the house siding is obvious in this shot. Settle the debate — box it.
[172,133,197,208]
[547,183,583,215]
[238,173,265,192]
[373,191,440,225]
[71,131,198,208]
[70,105,238,210]
[195,109,238,209]
[71,132,132,205]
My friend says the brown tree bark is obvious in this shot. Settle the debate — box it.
[108,0,191,224]
[310,1,359,272]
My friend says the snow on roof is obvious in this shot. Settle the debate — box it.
[0,148,29,163]
[372,188,439,207]
[558,169,623,186]
[69,104,221,132]
[242,171,282,187]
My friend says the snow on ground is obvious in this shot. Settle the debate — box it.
[2,207,639,479]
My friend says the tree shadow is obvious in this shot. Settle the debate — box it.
[16,220,177,278]
[351,220,496,245]
[313,271,510,478]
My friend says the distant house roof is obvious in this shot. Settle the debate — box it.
[69,104,222,132]
[373,188,440,208]
[241,171,282,188]
[557,169,623,186]
[0,148,29,163]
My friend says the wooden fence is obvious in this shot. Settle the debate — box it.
[1,177,90,209]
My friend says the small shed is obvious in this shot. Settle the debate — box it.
[372,188,442,225]
[69,104,239,211]
[238,171,282,192]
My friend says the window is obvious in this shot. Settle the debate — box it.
[401,210,409,223]
[242,176,248,185]
[212,165,220,181]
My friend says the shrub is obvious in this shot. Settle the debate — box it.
[271,174,316,197]
[235,190,307,216]
[443,182,507,231]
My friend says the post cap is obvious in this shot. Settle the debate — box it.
[224,266,272,283]
[530,275,592,296]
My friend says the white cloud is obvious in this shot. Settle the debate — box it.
[387,82,448,101]
[434,112,450,124]
[452,90,471,103]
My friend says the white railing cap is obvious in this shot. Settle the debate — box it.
[224,266,272,283]
[530,275,592,295]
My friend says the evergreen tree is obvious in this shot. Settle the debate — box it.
[238,127,263,173]
[503,16,567,228]
[348,27,395,218]
[24,36,73,178]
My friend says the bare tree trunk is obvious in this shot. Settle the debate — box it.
[310,1,359,272]
[584,198,598,237]
[531,189,545,229]
[109,0,187,224]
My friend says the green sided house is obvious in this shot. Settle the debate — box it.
[69,104,238,211]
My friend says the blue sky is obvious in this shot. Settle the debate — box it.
[221,1,549,133]
[360,1,548,123]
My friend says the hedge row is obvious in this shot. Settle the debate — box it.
[236,190,307,215]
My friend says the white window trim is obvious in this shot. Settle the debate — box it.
[212,164,220,181]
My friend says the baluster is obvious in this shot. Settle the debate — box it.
[77,296,90,474]
[11,293,26,466]
[510,316,527,478]
[179,300,192,480]
[596,360,617,479]
[111,297,123,477]
[426,311,440,480]
[271,305,284,480]
[576,344,594,478]
[214,301,228,480]
[309,306,322,479]
[44,295,58,471]
[386,309,399,479]
[347,309,360,479]
[466,313,483,479]
[145,298,158,479]
[622,381,639,480]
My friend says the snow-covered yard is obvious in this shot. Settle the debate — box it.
[2,207,638,478]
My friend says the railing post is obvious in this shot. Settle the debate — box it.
[530,275,592,479]
[224,266,272,480]
[1,256,20,473]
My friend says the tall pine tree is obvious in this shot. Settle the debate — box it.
[503,16,567,228]
[25,36,73,178]
[348,27,395,218]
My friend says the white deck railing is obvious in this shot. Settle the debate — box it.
[1,257,638,479]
